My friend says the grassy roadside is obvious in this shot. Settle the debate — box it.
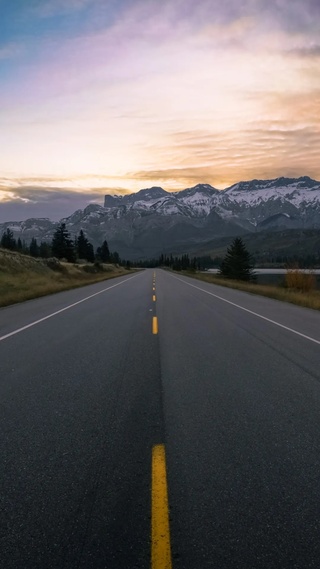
[0,248,136,308]
[175,270,320,311]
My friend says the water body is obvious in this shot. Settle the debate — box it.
[207,268,320,289]
[207,269,320,275]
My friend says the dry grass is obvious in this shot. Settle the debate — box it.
[181,271,320,311]
[0,249,133,307]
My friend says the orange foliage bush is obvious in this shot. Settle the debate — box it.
[285,268,316,292]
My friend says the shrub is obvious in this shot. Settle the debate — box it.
[285,267,316,292]
[45,258,66,272]
[94,261,104,272]
[83,262,104,273]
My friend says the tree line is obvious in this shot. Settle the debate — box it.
[0,223,125,265]
[136,238,256,281]
[136,253,216,271]
[4,225,316,279]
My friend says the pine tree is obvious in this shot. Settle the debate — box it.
[110,251,120,265]
[86,242,95,263]
[219,237,255,281]
[51,223,75,262]
[29,237,39,257]
[75,230,95,262]
[39,241,51,258]
[96,240,110,262]
[76,230,89,260]
[1,228,16,250]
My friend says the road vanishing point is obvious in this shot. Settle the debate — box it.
[1,269,320,568]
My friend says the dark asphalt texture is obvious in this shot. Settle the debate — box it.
[1,269,320,568]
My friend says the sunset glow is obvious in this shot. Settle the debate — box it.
[1,0,320,218]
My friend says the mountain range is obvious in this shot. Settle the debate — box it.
[1,176,320,260]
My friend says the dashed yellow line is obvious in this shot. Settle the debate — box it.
[152,316,158,334]
[151,445,172,569]
[153,295,156,302]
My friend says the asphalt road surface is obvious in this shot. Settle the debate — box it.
[1,269,320,568]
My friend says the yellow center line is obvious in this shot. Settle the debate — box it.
[153,287,156,291]
[151,445,172,569]
[152,316,158,334]
[153,295,156,302]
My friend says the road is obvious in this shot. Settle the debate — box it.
[0,269,320,568]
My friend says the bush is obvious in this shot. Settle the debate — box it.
[82,264,97,273]
[94,261,104,272]
[45,258,66,272]
[285,267,316,292]
[83,261,104,274]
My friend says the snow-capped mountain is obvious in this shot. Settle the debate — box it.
[1,177,320,259]
[104,183,220,217]
[103,177,320,229]
[218,176,320,228]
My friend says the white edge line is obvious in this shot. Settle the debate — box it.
[0,273,140,342]
[170,273,320,347]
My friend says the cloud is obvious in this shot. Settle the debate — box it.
[129,161,320,191]
[1,0,320,197]
[0,179,135,221]
[264,0,320,34]
[286,45,320,58]
[262,90,320,122]
[126,118,320,189]
[0,185,104,222]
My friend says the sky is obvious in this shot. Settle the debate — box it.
[0,0,320,220]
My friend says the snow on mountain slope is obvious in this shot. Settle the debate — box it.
[104,183,220,218]
[176,184,219,216]
[103,177,320,216]
[101,177,320,229]
[223,176,320,207]
[210,177,320,229]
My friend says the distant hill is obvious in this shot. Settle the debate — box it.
[187,229,320,266]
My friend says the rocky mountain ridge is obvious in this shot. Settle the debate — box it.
[1,176,320,259]
[103,176,320,227]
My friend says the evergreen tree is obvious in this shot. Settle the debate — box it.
[219,237,255,281]
[17,237,23,251]
[75,230,95,262]
[86,242,95,263]
[96,240,110,262]
[181,254,190,270]
[29,237,39,257]
[51,223,75,262]
[110,251,120,265]
[76,229,89,259]
[21,239,29,255]
[1,228,16,250]
[39,241,51,258]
